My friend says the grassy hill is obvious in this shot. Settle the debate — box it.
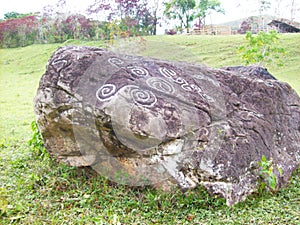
[143,34,300,94]
[0,34,299,224]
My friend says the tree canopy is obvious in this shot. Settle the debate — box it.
[4,12,34,20]
[87,0,156,35]
[163,0,224,32]
[195,0,224,27]
[164,0,196,33]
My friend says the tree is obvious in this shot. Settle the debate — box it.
[87,0,152,36]
[4,12,34,20]
[4,12,22,20]
[148,0,164,35]
[194,0,224,28]
[42,0,68,18]
[0,15,40,47]
[88,0,147,21]
[164,0,196,33]
[62,14,94,40]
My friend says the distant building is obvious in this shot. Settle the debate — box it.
[268,19,300,33]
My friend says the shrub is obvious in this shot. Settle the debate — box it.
[238,30,285,67]
[0,15,39,47]
[28,121,48,159]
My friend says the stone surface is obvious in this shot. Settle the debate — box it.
[221,65,277,80]
[34,46,300,205]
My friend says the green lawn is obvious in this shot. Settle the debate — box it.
[143,34,300,94]
[0,34,299,224]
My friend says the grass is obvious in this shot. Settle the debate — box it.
[142,34,300,93]
[0,34,299,224]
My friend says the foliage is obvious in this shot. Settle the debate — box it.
[4,12,34,20]
[147,0,164,35]
[164,0,196,33]
[0,188,8,217]
[87,0,155,36]
[105,20,128,45]
[258,155,282,191]
[238,30,286,67]
[0,13,100,48]
[0,0,222,47]
[0,1,115,48]
[0,15,40,47]
[88,0,145,20]
[28,121,48,159]
[56,14,95,40]
[194,0,224,27]
[163,0,224,32]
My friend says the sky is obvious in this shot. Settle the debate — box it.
[0,0,299,24]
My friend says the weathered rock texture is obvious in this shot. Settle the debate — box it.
[34,46,300,205]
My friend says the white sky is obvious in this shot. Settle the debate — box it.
[0,0,299,23]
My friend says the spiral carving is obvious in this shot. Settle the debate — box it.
[130,88,157,107]
[147,77,175,94]
[108,57,124,67]
[96,84,117,101]
[127,66,149,78]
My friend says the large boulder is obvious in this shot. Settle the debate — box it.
[34,46,300,205]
